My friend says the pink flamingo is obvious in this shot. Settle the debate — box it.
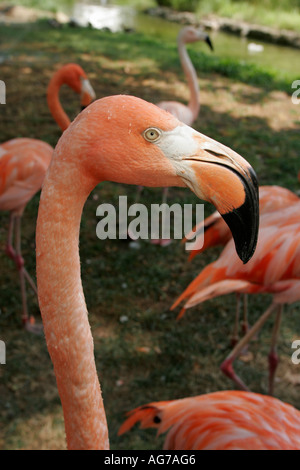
[156,26,213,126]
[184,185,299,344]
[47,63,96,131]
[119,390,300,450]
[172,199,300,394]
[0,64,95,332]
[185,185,299,260]
[136,26,213,246]
[35,94,259,449]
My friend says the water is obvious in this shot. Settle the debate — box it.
[67,1,300,81]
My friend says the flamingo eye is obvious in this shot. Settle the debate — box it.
[143,127,161,143]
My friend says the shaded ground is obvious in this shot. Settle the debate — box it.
[0,21,299,450]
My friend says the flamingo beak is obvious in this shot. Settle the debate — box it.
[205,35,214,51]
[80,79,96,110]
[174,132,259,263]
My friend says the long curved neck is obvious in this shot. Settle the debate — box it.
[47,73,71,132]
[36,150,109,450]
[178,35,200,122]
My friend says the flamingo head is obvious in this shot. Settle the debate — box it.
[62,95,259,263]
[58,63,96,109]
[180,26,214,51]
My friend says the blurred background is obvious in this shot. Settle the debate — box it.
[0,0,299,450]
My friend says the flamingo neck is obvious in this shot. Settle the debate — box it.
[47,73,71,132]
[178,37,200,122]
[36,152,109,450]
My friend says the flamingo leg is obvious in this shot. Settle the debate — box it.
[5,212,16,261]
[220,303,277,391]
[6,213,38,295]
[23,268,38,296]
[135,185,143,204]
[162,187,169,205]
[13,215,29,326]
[231,292,241,347]
[242,293,249,334]
[268,304,283,396]
[14,216,42,334]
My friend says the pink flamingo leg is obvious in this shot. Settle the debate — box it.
[242,293,249,334]
[14,215,29,327]
[5,212,16,261]
[162,187,169,205]
[6,213,38,296]
[268,304,283,396]
[136,185,143,204]
[231,292,241,347]
[220,303,277,391]
[8,215,42,334]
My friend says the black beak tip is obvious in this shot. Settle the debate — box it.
[221,169,259,264]
[205,35,214,52]
[222,206,259,264]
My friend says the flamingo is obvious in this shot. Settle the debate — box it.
[135,26,213,246]
[35,94,259,449]
[184,185,300,344]
[119,390,300,450]
[47,63,96,131]
[156,26,213,126]
[185,185,299,261]
[172,199,300,394]
[0,63,95,332]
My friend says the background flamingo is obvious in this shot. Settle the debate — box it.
[185,185,300,344]
[136,26,213,246]
[119,390,300,450]
[35,94,259,449]
[47,63,96,132]
[156,26,213,126]
[172,198,300,394]
[185,185,299,261]
[0,64,95,332]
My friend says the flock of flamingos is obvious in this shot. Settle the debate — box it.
[1,25,300,450]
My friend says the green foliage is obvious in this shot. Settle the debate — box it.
[196,0,300,31]
[156,0,199,12]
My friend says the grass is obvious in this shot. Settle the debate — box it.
[0,20,299,450]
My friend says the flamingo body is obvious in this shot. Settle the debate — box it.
[172,197,300,392]
[187,185,299,260]
[0,138,53,214]
[119,390,300,450]
[174,198,300,311]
